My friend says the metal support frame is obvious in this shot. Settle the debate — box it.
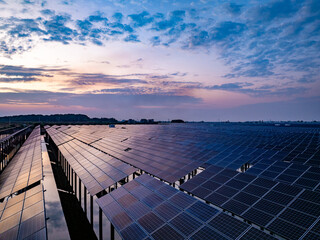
[99,207,103,240]
[90,195,93,226]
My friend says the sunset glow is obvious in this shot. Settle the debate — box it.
[1,0,319,120]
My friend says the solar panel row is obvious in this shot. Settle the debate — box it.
[46,127,74,146]
[0,126,46,240]
[97,174,276,240]
[245,160,320,191]
[0,127,42,200]
[180,165,320,240]
[48,125,202,183]
[50,137,137,196]
[0,184,46,240]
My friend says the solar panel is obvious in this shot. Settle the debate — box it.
[0,184,46,240]
[0,127,42,200]
[154,202,180,221]
[222,199,249,215]
[151,224,184,240]
[214,185,238,198]
[208,213,249,239]
[190,226,228,240]
[242,208,274,226]
[267,218,305,240]
[97,174,272,239]
[253,199,284,215]
[289,199,320,217]
[120,223,147,240]
[40,123,320,239]
[233,192,259,205]
[169,212,202,236]
[239,227,277,240]
[138,212,165,233]
[49,138,137,196]
[186,201,219,222]
[279,208,316,229]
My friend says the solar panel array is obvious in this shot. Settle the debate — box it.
[47,125,202,183]
[97,174,276,240]
[46,127,74,146]
[56,139,137,196]
[245,160,320,191]
[0,127,42,200]
[0,126,46,240]
[91,138,200,183]
[0,184,46,240]
[43,123,320,240]
[180,165,320,240]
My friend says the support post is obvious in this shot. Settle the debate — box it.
[99,207,103,240]
[90,195,93,226]
[111,223,115,240]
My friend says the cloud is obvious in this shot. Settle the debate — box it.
[124,34,140,42]
[0,65,54,79]
[207,82,253,90]
[212,21,247,41]
[0,90,201,115]
[150,36,161,46]
[249,0,301,22]
[128,11,153,27]
[224,3,243,15]
[112,12,123,22]
[88,11,108,23]
[0,0,318,90]
[297,73,318,83]
[22,0,35,4]
[42,15,76,44]
[70,73,148,86]
[0,77,37,82]
[40,9,55,16]
[153,10,185,31]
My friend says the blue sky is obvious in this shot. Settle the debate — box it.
[0,0,319,121]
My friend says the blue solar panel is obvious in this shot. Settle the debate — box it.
[190,226,228,240]
[208,213,250,239]
[268,218,305,240]
[120,223,147,240]
[239,227,277,240]
[222,199,249,215]
[279,208,316,229]
[169,212,202,237]
[151,225,184,240]
[254,199,284,215]
[242,208,274,226]
[154,202,180,221]
[137,212,165,233]
[186,202,219,222]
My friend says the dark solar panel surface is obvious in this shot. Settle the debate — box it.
[181,164,320,240]
[43,123,320,240]
[56,139,137,196]
[0,127,42,200]
[0,184,46,240]
[97,174,276,240]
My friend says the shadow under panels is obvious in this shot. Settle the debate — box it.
[180,165,320,240]
[97,174,276,240]
[0,127,42,201]
[57,139,137,196]
[0,183,46,240]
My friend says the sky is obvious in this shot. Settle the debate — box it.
[0,0,319,121]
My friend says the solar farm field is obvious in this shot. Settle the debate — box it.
[1,123,319,240]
